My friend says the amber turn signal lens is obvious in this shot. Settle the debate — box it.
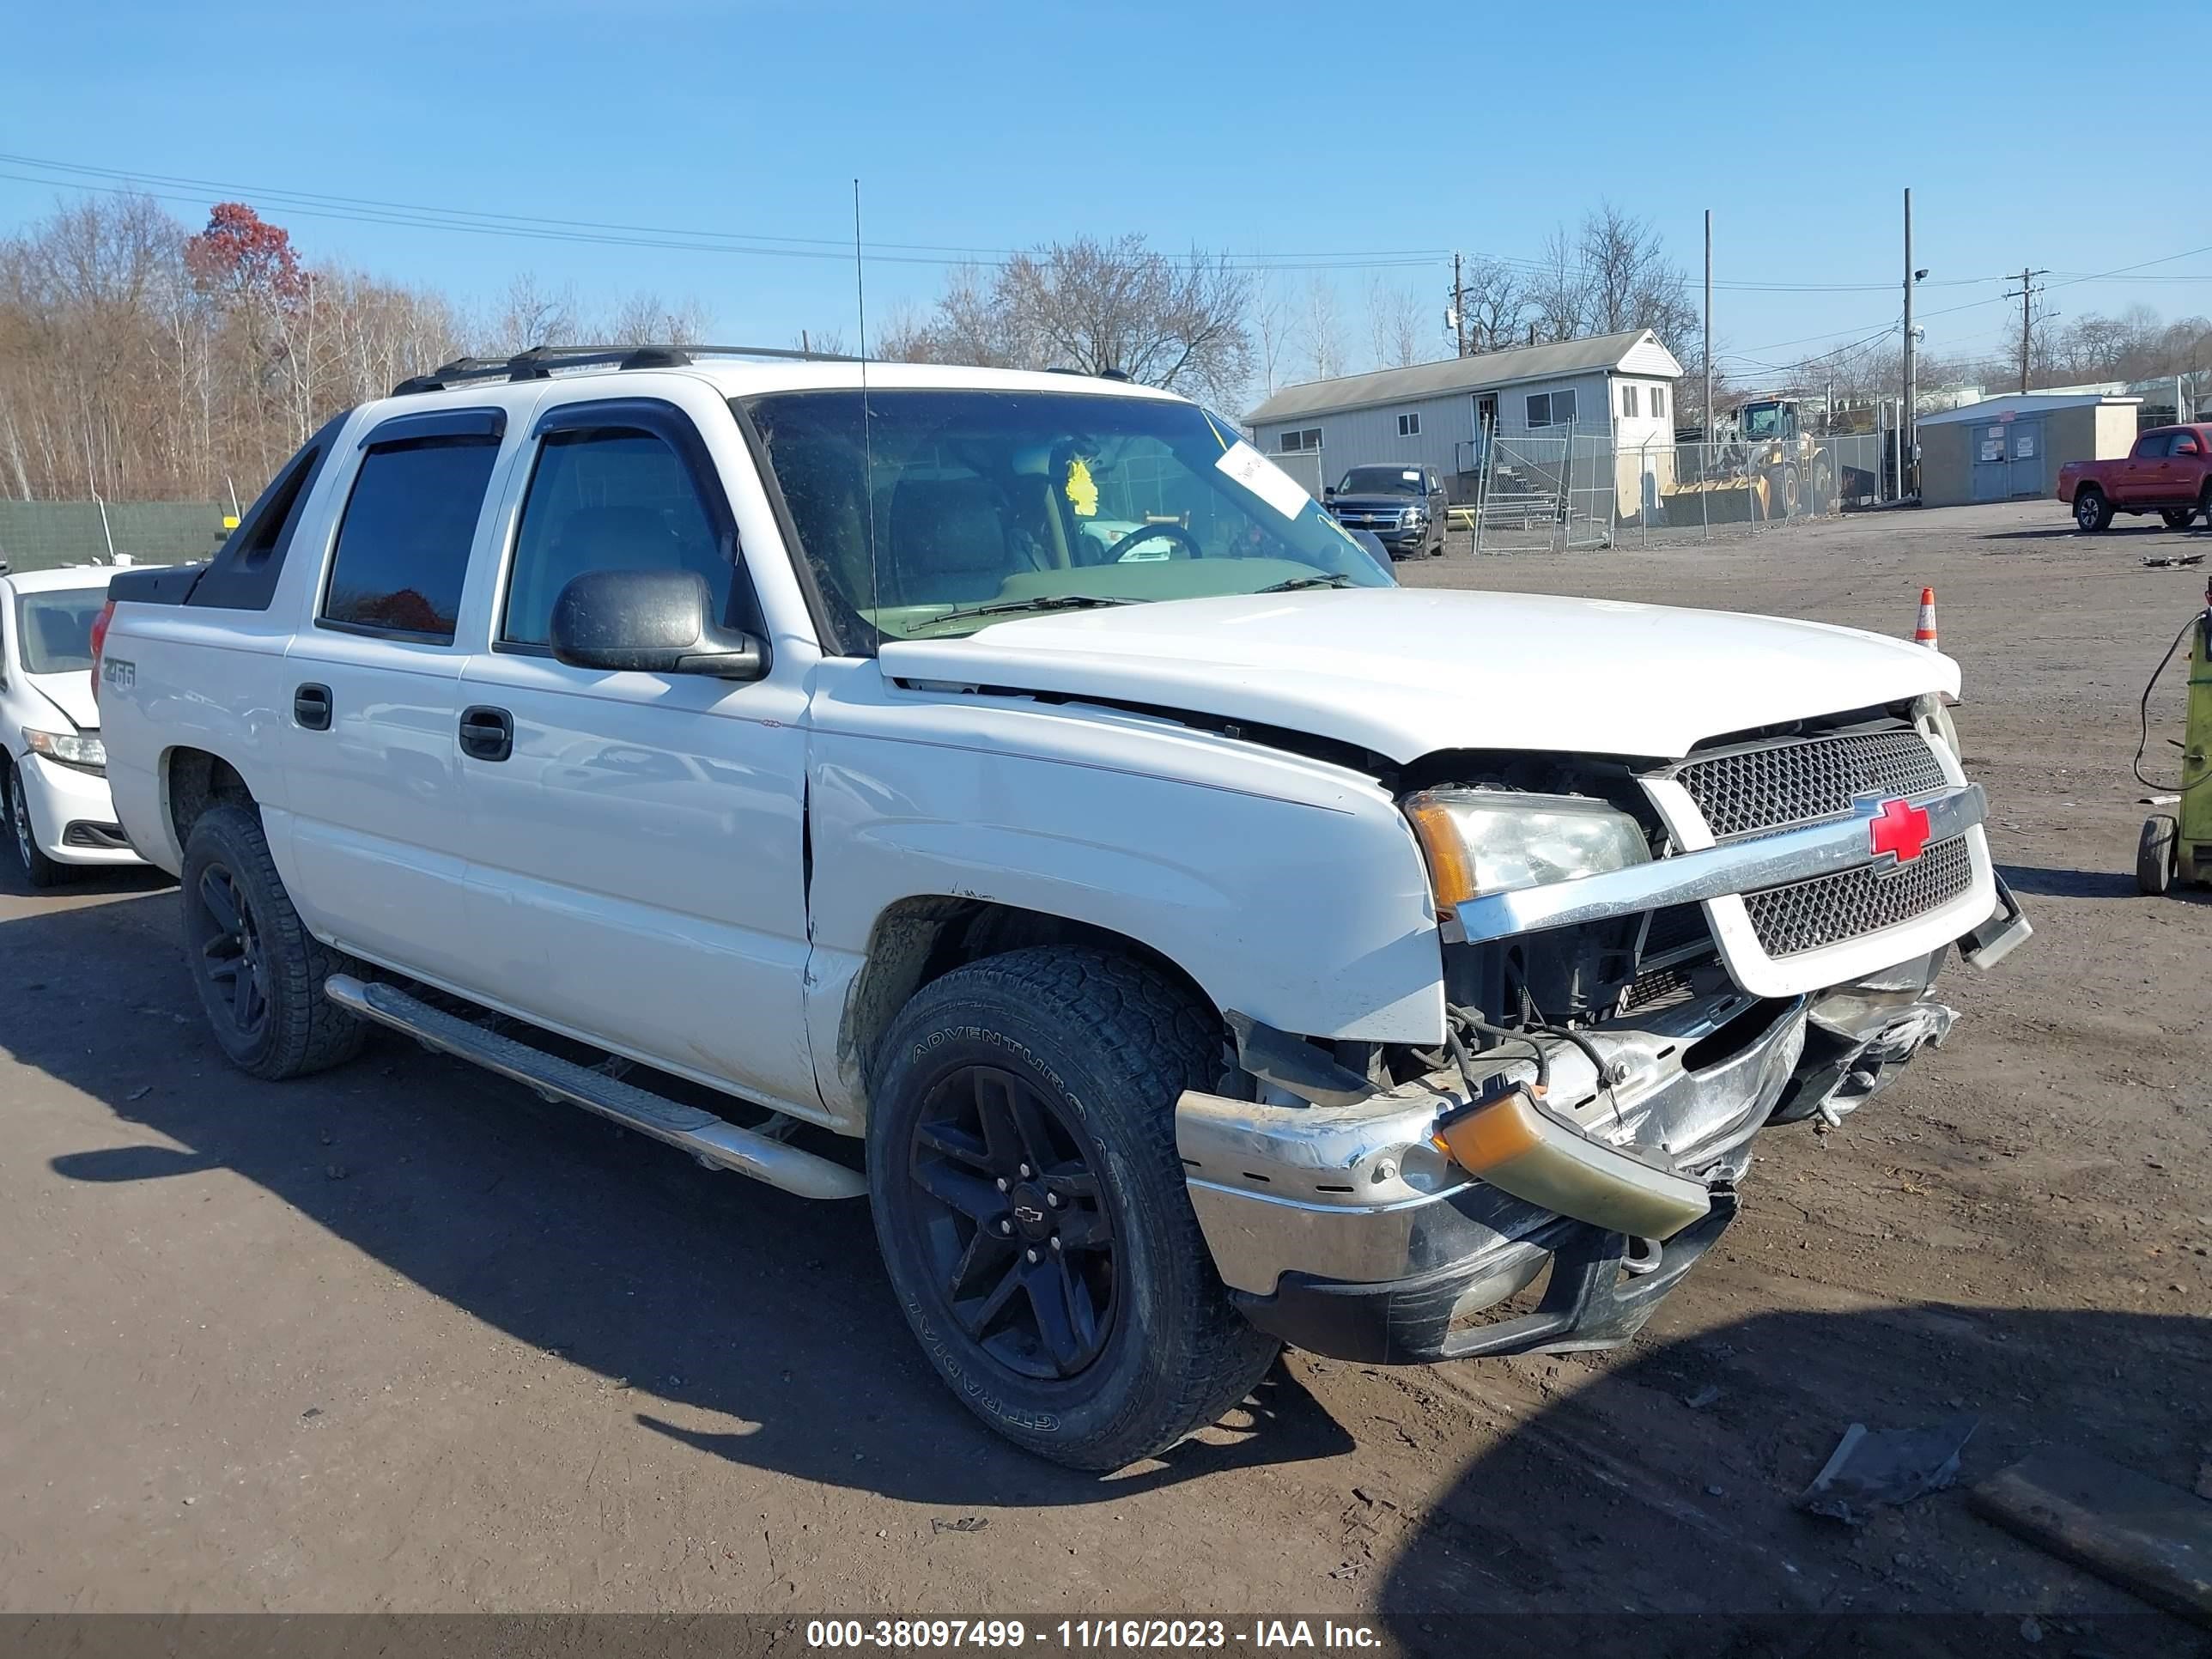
[1435,1087,1546,1173]
[1433,1084,1713,1241]
[1404,795,1478,912]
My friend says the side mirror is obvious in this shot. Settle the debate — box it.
[549,568,766,680]
[1322,486,1336,501]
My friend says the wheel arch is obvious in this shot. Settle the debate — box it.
[834,895,1220,1117]
[165,745,258,857]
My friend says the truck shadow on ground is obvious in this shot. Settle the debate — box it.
[15,889,1351,1506]
[1375,1304,2210,1657]
[0,859,171,901]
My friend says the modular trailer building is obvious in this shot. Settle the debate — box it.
[1245,328,1685,499]
[1914,392,2141,508]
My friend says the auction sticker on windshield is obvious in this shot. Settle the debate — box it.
[1215,441,1312,523]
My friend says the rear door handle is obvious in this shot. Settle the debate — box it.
[459,705,514,763]
[294,684,331,731]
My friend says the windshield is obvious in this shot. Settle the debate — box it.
[1740,404,1790,441]
[740,388,1392,647]
[16,590,106,674]
[1336,466,1424,495]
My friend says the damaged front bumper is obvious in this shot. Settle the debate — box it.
[1176,882,2027,1364]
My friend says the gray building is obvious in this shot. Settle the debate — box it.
[1246,328,1685,495]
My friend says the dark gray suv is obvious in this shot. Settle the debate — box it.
[1324,464,1448,559]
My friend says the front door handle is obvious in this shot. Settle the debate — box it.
[294,684,331,731]
[459,705,514,763]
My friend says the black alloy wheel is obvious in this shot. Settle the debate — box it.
[866,946,1280,1468]
[179,801,368,1079]
[906,1063,1119,1380]
[188,859,271,1042]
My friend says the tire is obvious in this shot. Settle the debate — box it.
[2161,508,2197,532]
[866,946,1279,1470]
[2138,815,2178,896]
[8,762,63,889]
[2075,488,2112,532]
[180,800,369,1079]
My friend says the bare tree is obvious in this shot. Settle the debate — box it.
[1300,276,1346,381]
[928,260,1019,367]
[1251,276,1291,397]
[1365,277,1429,369]
[491,272,579,353]
[1527,227,1589,344]
[868,299,940,363]
[996,237,1252,404]
[1578,201,1660,335]
[1457,257,1527,354]
[603,291,709,347]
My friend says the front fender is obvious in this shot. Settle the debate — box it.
[801,663,1445,1119]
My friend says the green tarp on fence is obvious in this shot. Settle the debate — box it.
[0,501,229,573]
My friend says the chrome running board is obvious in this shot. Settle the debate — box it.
[323,975,866,1200]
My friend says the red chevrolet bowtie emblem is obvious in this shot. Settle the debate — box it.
[1869,797,1932,864]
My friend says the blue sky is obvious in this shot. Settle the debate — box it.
[4,0,2205,387]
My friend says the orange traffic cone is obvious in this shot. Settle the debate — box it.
[1912,586,1938,649]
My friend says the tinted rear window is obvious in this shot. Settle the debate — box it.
[321,439,500,641]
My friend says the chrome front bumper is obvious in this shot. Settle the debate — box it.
[1177,913,2000,1364]
[1176,982,1808,1303]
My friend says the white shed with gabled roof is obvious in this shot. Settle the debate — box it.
[1245,329,1684,493]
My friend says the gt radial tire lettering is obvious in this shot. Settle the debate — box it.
[903,1293,1060,1431]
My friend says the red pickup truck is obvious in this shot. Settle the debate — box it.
[2058,423,2212,532]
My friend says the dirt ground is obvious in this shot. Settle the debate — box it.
[3,500,2209,1651]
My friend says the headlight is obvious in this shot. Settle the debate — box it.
[1402,505,1427,522]
[23,728,106,775]
[1911,693,1960,761]
[1405,789,1650,913]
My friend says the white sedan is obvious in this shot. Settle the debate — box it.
[2,566,147,885]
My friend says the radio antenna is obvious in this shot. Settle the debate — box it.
[854,177,878,623]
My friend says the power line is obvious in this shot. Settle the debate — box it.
[0,149,2048,294]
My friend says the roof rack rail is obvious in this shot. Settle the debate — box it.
[389,342,859,397]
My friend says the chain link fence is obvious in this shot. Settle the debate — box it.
[1464,430,1895,553]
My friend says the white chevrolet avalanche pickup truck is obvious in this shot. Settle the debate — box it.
[94,345,2030,1469]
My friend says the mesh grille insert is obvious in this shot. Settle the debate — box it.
[1677,728,1950,840]
[1743,836,1972,957]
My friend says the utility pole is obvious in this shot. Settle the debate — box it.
[1703,209,1714,441]
[1451,252,1468,356]
[2003,268,2049,394]
[1902,188,1914,495]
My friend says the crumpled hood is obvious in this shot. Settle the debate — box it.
[877,587,1958,763]
[25,670,98,732]
[1329,495,1422,512]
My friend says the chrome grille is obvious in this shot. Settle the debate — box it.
[1675,728,1950,840]
[1743,836,1972,957]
